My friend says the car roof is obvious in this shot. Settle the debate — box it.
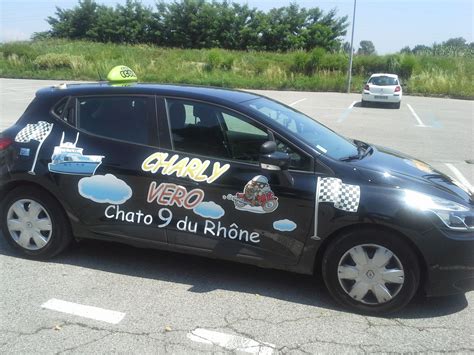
[35,82,261,104]
[369,73,399,78]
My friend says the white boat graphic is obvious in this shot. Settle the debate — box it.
[48,132,104,176]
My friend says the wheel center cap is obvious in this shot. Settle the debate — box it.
[366,270,375,279]
[26,222,33,229]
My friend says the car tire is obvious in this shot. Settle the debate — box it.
[361,100,367,107]
[322,228,420,314]
[394,102,401,109]
[1,186,73,259]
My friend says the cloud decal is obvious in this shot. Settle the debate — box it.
[193,201,225,219]
[78,174,132,204]
[273,219,297,232]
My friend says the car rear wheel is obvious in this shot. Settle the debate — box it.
[322,228,420,314]
[361,100,367,107]
[393,102,401,109]
[1,186,72,259]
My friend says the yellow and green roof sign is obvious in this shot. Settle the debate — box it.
[106,65,138,83]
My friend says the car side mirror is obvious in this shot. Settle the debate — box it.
[259,141,294,186]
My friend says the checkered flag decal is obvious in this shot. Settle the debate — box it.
[15,121,53,143]
[318,177,342,203]
[334,183,360,212]
[318,177,361,212]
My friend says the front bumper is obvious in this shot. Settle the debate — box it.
[420,227,474,297]
[362,91,401,103]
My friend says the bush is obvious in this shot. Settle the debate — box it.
[290,51,309,74]
[205,49,234,71]
[1,42,39,60]
[33,53,85,70]
[306,47,326,73]
[320,52,347,72]
[0,39,471,98]
[352,55,387,77]
[399,55,417,79]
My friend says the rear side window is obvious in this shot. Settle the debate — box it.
[77,96,154,145]
[53,97,68,118]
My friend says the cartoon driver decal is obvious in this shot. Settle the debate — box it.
[223,175,278,214]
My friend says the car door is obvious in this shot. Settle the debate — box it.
[145,97,316,265]
[50,94,168,244]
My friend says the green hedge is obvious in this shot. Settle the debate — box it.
[0,39,472,98]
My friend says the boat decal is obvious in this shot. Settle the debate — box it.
[48,132,104,176]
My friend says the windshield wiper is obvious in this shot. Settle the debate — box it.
[339,140,373,161]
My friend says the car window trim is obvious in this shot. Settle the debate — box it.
[161,96,314,173]
[50,96,70,121]
[73,94,160,148]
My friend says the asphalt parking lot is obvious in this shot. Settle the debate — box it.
[0,79,473,354]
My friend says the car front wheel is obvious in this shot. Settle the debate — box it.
[1,186,72,259]
[322,228,420,314]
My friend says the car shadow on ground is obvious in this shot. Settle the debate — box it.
[0,236,468,319]
[354,101,399,109]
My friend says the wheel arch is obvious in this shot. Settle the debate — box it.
[1,180,73,223]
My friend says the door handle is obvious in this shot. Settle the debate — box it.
[167,176,201,187]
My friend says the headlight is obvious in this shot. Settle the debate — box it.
[404,190,474,231]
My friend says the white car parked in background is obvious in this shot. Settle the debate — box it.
[361,73,402,109]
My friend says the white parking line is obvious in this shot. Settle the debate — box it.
[187,328,275,354]
[288,98,307,106]
[41,298,125,324]
[336,100,357,123]
[407,104,426,127]
[445,163,474,193]
[347,100,357,109]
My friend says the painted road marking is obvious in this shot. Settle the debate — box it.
[187,328,275,354]
[347,100,357,110]
[407,104,427,127]
[337,100,357,123]
[445,163,474,193]
[41,298,125,324]
[288,98,307,106]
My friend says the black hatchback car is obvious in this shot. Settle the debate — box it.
[1,69,473,314]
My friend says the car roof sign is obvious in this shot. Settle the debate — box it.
[106,65,138,83]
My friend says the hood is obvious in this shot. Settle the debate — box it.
[351,145,473,205]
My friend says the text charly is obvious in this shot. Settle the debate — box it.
[141,152,230,183]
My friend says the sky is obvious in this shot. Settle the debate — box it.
[0,0,472,54]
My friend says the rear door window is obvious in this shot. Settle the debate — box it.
[76,96,155,145]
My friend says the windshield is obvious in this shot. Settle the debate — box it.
[244,98,358,160]
[369,76,399,86]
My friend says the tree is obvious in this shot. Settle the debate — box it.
[47,0,100,39]
[399,46,411,54]
[357,40,375,55]
[342,41,351,54]
[44,0,349,52]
